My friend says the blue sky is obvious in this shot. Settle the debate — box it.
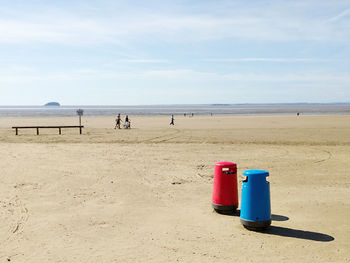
[1,0,350,105]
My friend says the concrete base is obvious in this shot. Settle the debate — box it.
[240,218,271,231]
[212,203,238,214]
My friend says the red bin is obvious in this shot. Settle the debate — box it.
[212,162,238,213]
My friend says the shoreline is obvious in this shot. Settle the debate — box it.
[0,112,350,118]
[0,104,349,118]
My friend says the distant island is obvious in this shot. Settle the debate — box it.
[44,102,60,106]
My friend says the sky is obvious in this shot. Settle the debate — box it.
[1,0,350,105]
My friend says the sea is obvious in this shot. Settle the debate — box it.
[0,104,349,117]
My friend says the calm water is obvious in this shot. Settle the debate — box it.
[0,104,349,117]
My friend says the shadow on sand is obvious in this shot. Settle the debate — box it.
[214,209,334,242]
[262,226,334,242]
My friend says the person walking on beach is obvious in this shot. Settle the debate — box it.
[115,114,122,129]
[124,115,130,129]
[170,115,175,125]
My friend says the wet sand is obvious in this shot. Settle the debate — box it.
[0,115,349,262]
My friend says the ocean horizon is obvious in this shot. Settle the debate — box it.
[0,103,349,117]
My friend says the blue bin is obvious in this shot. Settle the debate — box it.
[240,169,271,230]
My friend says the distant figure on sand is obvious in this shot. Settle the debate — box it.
[124,115,131,129]
[170,115,175,125]
[115,114,122,129]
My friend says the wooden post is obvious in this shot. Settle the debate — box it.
[76,109,84,135]
[36,128,39,135]
[15,128,18,135]
[59,128,61,135]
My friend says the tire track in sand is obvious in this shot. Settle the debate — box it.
[313,148,333,163]
[140,129,182,143]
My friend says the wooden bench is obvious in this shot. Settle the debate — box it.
[12,126,84,135]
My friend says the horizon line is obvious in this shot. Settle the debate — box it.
[0,102,350,107]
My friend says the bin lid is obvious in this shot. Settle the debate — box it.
[215,161,236,167]
[243,169,269,177]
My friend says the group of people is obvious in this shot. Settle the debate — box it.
[115,114,176,129]
[115,114,131,129]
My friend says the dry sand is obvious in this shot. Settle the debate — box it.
[0,115,349,262]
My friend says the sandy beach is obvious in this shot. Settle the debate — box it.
[0,114,349,262]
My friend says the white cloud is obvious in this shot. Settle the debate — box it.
[327,8,350,22]
[0,18,118,44]
[116,59,169,63]
[137,70,350,83]
[0,15,263,44]
[1,3,350,45]
[1,67,350,84]
[201,58,334,63]
[0,1,349,105]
